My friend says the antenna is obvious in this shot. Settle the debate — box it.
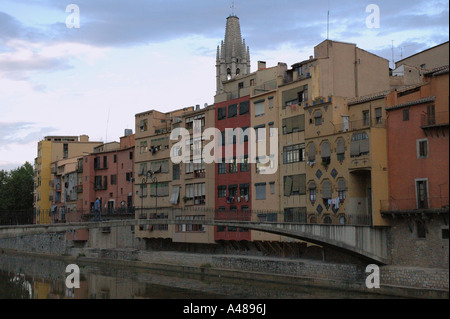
[391,40,395,69]
[105,107,110,143]
[327,10,330,40]
[231,1,235,16]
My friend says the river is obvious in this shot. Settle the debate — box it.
[0,252,394,299]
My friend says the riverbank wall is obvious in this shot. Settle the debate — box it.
[0,228,448,299]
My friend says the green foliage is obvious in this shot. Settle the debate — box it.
[0,162,34,212]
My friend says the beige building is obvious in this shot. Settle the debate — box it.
[134,106,217,244]
[395,41,449,70]
[34,135,102,224]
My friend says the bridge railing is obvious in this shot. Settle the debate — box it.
[134,207,372,226]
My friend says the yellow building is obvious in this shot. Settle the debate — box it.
[34,135,102,224]
[304,92,391,226]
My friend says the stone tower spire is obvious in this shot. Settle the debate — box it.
[216,15,251,94]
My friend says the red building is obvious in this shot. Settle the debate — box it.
[214,96,252,241]
[385,66,449,211]
[82,133,135,217]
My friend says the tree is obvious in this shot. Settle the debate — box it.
[0,162,34,212]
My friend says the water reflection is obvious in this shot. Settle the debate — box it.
[0,252,393,299]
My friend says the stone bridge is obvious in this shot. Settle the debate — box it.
[0,219,389,264]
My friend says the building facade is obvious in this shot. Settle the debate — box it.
[34,135,103,224]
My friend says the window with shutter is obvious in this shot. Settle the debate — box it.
[284,176,293,197]
[308,143,316,162]
[322,180,332,199]
[254,101,265,117]
[255,183,266,200]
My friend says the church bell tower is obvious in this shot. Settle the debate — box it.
[216,14,251,95]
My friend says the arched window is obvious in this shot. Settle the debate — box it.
[307,143,316,163]
[337,179,347,203]
[336,138,345,162]
[308,181,317,204]
[314,110,322,125]
[323,215,332,224]
[236,68,240,75]
[321,141,331,165]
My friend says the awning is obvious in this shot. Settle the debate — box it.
[170,186,180,205]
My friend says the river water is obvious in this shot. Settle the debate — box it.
[0,252,393,299]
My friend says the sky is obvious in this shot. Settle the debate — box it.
[0,0,448,171]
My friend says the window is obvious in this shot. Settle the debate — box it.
[239,101,249,115]
[254,101,265,117]
[185,183,206,204]
[314,110,322,125]
[139,119,148,132]
[283,144,305,164]
[228,104,238,118]
[417,139,428,158]
[337,179,347,203]
[427,105,436,125]
[255,125,265,142]
[310,188,317,204]
[110,175,117,185]
[140,141,148,154]
[173,164,180,180]
[321,141,331,165]
[350,132,369,157]
[308,143,316,162]
[363,110,370,126]
[283,115,305,134]
[284,174,306,196]
[403,109,409,121]
[218,107,226,120]
[416,220,426,238]
[218,161,226,174]
[416,179,429,209]
[229,158,238,173]
[63,144,68,159]
[284,207,306,222]
[239,184,249,197]
[255,183,266,200]
[113,154,117,163]
[240,156,249,172]
[268,97,274,109]
[228,185,238,198]
[375,108,382,124]
[218,186,227,198]
[336,138,345,162]
[270,182,275,195]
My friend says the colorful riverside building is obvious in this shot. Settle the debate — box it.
[82,131,135,217]
[34,135,103,224]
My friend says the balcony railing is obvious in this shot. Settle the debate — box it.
[421,111,449,128]
[335,118,385,133]
[381,196,449,212]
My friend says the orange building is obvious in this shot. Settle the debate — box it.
[385,66,449,211]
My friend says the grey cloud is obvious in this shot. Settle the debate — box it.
[0,122,56,149]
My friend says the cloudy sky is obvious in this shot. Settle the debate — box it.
[0,0,448,170]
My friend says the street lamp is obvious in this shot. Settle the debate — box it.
[141,170,158,219]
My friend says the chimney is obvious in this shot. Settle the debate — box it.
[195,104,200,110]
[258,61,266,70]
[79,135,89,142]
[309,55,313,60]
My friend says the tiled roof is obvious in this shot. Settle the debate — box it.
[347,90,391,106]
[386,96,435,111]
[424,65,449,76]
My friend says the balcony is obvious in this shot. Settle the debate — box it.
[335,118,385,134]
[381,196,449,215]
[421,111,449,137]
[74,184,83,193]
[348,155,371,171]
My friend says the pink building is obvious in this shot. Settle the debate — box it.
[82,133,135,217]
